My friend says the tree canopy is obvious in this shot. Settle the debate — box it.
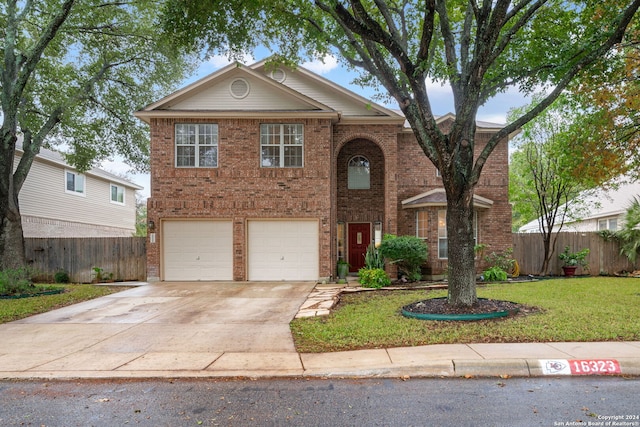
[162,0,639,306]
[0,0,194,268]
[567,17,640,174]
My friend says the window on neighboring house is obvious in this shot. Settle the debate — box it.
[175,123,218,167]
[598,218,618,231]
[260,124,303,167]
[110,184,125,205]
[65,170,85,196]
[348,155,370,189]
[437,210,478,259]
[416,210,428,239]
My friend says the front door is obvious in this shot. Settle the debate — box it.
[348,223,371,272]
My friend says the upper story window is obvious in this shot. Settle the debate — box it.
[110,184,125,205]
[348,155,370,189]
[260,124,303,168]
[598,218,618,231]
[175,123,218,168]
[65,170,85,196]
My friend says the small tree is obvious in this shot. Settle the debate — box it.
[509,95,624,275]
[379,235,428,282]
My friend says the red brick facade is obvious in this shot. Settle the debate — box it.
[147,117,335,280]
[395,120,512,276]
[145,114,511,280]
[139,62,513,281]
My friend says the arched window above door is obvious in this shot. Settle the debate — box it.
[348,155,370,189]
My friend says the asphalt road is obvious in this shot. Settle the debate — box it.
[0,377,638,426]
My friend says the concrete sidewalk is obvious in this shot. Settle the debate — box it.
[0,282,638,379]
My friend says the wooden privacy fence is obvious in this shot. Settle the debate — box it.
[512,232,636,276]
[25,237,146,283]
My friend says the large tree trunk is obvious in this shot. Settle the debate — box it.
[0,201,26,271]
[445,185,478,307]
[0,134,26,270]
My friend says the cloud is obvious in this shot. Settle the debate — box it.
[302,55,339,74]
[425,77,454,97]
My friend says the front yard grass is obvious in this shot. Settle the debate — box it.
[290,277,640,353]
[0,284,128,324]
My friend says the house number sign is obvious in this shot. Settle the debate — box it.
[540,359,621,375]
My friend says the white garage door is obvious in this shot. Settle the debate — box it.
[163,220,233,281]
[248,220,319,281]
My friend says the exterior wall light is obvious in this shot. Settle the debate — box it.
[374,221,383,248]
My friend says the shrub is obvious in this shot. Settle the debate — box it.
[378,234,428,281]
[558,246,590,268]
[483,247,516,273]
[358,268,391,289]
[610,197,640,265]
[54,270,70,284]
[482,266,508,282]
[0,268,35,295]
[363,244,385,270]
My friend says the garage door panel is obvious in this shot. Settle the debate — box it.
[248,220,319,281]
[163,220,233,281]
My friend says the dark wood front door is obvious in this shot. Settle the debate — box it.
[348,223,371,272]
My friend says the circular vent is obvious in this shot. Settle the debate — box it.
[229,78,250,99]
[271,68,286,83]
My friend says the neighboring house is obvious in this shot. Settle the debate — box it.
[519,180,640,233]
[135,59,513,282]
[15,142,143,237]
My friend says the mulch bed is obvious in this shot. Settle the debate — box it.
[403,297,522,316]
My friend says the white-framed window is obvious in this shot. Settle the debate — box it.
[598,218,618,231]
[348,155,370,189]
[437,210,478,259]
[416,210,428,239]
[65,170,85,196]
[110,183,125,205]
[260,124,303,167]
[175,123,218,168]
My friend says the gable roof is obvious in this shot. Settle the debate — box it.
[135,59,406,125]
[15,139,143,190]
[250,58,405,123]
[402,188,494,209]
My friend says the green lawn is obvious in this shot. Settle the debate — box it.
[290,277,640,353]
[0,284,128,324]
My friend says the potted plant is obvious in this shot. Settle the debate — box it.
[336,258,350,280]
[558,246,590,276]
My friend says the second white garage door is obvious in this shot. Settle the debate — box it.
[163,220,233,281]
[248,220,319,281]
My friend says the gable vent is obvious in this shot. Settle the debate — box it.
[271,68,286,83]
[229,78,250,99]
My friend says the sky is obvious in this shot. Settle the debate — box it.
[104,51,531,199]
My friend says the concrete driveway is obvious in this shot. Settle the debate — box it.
[0,281,316,377]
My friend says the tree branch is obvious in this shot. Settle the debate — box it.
[474,0,640,180]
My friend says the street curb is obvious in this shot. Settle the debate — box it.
[3,358,639,381]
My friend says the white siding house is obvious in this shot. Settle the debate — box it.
[15,144,143,237]
[519,180,640,233]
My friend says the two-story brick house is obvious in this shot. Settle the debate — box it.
[135,60,512,282]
